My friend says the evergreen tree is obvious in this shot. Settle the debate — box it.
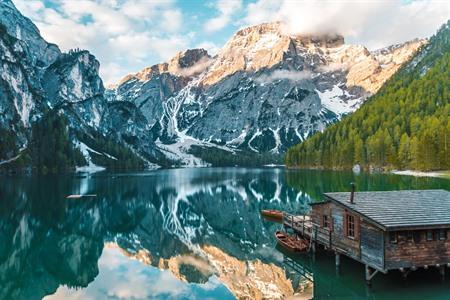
[286,21,450,172]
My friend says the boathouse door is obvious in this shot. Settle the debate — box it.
[360,222,384,270]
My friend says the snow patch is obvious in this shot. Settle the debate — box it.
[226,128,248,147]
[156,138,209,168]
[74,141,106,173]
[15,24,22,40]
[269,127,281,154]
[70,64,83,99]
[89,104,101,128]
[1,67,33,127]
[248,129,262,153]
[315,84,362,116]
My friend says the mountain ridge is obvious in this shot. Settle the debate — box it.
[107,21,425,166]
[0,1,434,169]
[0,0,163,171]
[286,20,449,171]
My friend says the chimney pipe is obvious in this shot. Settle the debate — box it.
[350,182,355,204]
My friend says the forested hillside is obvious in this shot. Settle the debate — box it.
[286,21,449,171]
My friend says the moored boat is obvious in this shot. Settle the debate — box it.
[275,230,309,252]
[261,209,283,221]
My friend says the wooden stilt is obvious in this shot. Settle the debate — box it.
[400,268,411,281]
[439,265,445,281]
[335,252,341,269]
[365,265,379,285]
[365,265,371,285]
[335,252,341,276]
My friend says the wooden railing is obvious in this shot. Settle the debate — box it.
[283,213,332,248]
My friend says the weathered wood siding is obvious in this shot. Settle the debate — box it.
[360,221,384,270]
[311,202,361,260]
[385,229,450,269]
[310,203,330,226]
[331,204,360,260]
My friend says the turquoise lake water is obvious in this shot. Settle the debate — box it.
[1,168,449,299]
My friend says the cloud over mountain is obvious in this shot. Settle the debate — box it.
[244,0,449,49]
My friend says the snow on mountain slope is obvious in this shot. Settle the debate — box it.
[109,22,425,164]
[0,0,160,168]
[0,0,427,168]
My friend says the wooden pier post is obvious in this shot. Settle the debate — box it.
[365,265,371,285]
[302,216,305,236]
[335,252,341,273]
[334,252,341,269]
[365,265,379,285]
[439,265,445,281]
[400,268,411,281]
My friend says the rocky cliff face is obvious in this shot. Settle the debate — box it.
[109,22,424,164]
[0,0,60,68]
[0,0,159,168]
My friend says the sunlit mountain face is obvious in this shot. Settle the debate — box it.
[1,168,449,300]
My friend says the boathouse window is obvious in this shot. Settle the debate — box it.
[426,230,434,241]
[323,215,329,229]
[438,229,447,240]
[346,214,355,238]
[389,232,397,243]
[413,231,421,243]
[406,231,413,242]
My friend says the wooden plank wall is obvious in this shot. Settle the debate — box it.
[311,203,361,260]
[385,229,450,269]
[360,221,384,270]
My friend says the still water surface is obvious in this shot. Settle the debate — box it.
[1,168,449,299]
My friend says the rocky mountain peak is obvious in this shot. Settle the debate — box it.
[235,21,284,36]
[291,34,345,48]
[0,0,60,67]
[168,48,210,70]
[201,22,290,85]
[166,48,212,77]
[43,49,104,106]
[201,22,347,86]
[114,48,211,87]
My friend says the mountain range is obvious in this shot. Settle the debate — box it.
[0,0,429,170]
[286,20,449,171]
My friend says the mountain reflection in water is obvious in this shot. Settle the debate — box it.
[0,168,449,300]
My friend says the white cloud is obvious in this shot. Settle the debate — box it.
[13,0,189,84]
[12,0,449,85]
[244,0,281,25]
[204,0,243,33]
[255,70,312,83]
[244,0,450,49]
[175,56,214,77]
[317,62,347,73]
[197,41,220,56]
[161,9,183,33]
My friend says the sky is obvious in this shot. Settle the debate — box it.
[13,0,450,85]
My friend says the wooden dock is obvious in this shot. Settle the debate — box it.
[282,213,333,250]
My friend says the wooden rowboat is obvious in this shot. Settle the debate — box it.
[275,230,309,252]
[261,209,283,221]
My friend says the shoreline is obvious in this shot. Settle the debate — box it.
[391,170,450,179]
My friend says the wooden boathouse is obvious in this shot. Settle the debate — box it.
[283,189,450,283]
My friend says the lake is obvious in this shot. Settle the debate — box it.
[1,168,449,299]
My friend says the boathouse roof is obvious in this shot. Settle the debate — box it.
[323,189,450,230]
